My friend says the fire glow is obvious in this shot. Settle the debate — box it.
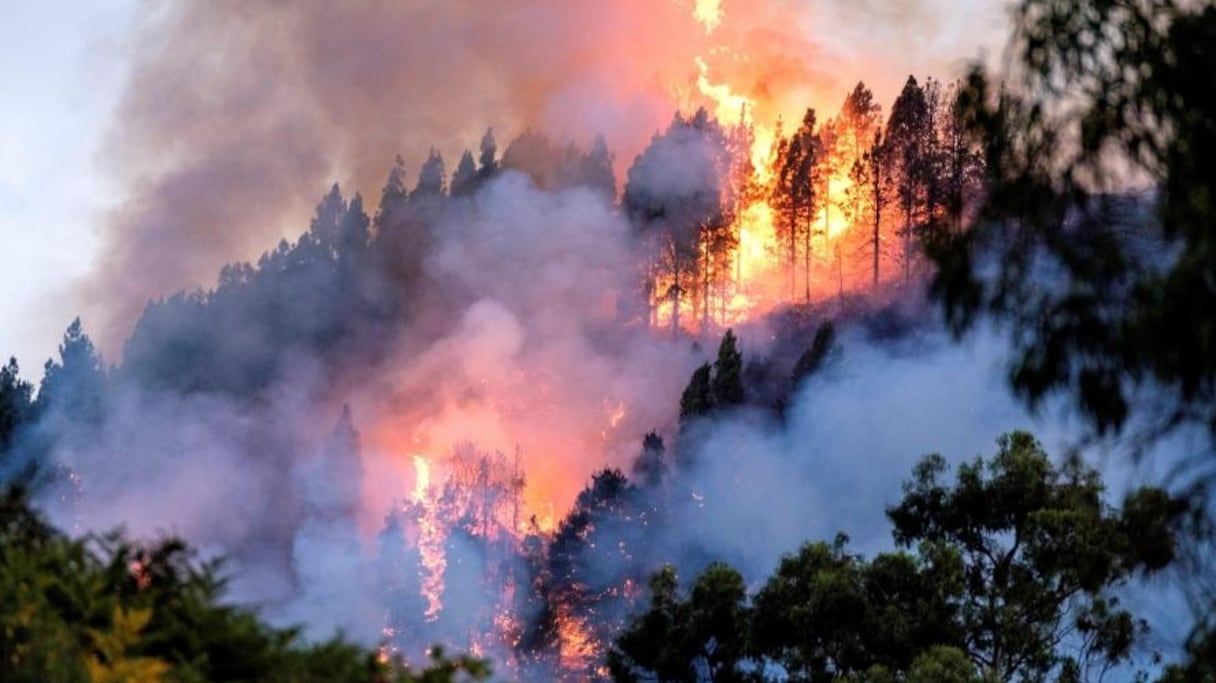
[359,0,946,675]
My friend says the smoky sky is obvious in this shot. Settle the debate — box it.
[85,0,1007,354]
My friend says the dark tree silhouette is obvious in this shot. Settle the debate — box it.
[450,150,478,197]
[413,149,447,198]
[624,110,732,333]
[886,76,930,282]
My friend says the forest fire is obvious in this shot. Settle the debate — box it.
[638,18,917,334]
[12,0,1206,679]
[0,1,987,680]
[354,2,984,675]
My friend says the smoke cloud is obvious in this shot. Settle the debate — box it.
[86,0,1006,352]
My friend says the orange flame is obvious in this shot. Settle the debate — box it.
[410,454,447,621]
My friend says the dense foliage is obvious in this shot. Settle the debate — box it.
[610,432,1181,682]
[925,0,1216,673]
[0,486,489,683]
[930,0,1216,444]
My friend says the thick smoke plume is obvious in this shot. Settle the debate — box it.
[88,0,1005,350]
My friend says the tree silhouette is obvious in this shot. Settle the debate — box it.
[886,76,930,282]
[450,150,478,197]
[413,149,447,198]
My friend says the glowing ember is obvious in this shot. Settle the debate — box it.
[556,602,605,677]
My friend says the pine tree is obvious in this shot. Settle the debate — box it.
[413,149,447,198]
[791,322,836,387]
[339,193,370,256]
[850,130,892,288]
[679,363,713,426]
[710,329,744,407]
[582,134,616,201]
[840,81,883,162]
[773,110,818,301]
[375,155,409,234]
[450,150,478,197]
[623,110,729,332]
[309,183,346,247]
[38,319,107,425]
[0,358,33,454]
[886,76,930,282]
[632,432,667,489]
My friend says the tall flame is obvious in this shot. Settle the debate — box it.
[412,455,430,503]
[411,455,446,621]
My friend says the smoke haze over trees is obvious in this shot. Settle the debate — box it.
[3,0,1215,680]
[80,0,1008,352]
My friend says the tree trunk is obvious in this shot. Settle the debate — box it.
[788,215,797,302]
[671,240,681,337]
[873,193,882,289]
[701,228,710,333]
[804,208,812,303]
[904,199,913,284]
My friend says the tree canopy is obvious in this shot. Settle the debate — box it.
[0,486,490,683]
[610,431,1180,682]
[928,1,1216,444]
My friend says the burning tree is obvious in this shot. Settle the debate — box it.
[772,109,820,302]
[530,468,650,682]
[625,109,735,333]
[886,76,932,283]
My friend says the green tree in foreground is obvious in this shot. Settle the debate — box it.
[887,431,1180,682]
[0,486,489,683]
[607,563,750,683]
[610,431,1180,682]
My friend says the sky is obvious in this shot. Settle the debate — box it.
[0,0,1010,380]
[0,0,136,373]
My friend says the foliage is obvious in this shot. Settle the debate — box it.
[772,109,820,301]
[608,563,750,683]
[633,431,669,489]
[925,1,1216,670]
[612,432,1179,682]
[711,330,745,408]
[0,357,35,460]
[791,322,837,387]
[413,149,447,198]
[750,535,960,681]
[0,486,489,683]
[679,330,748,432]
[625,109,734,331]
[888,431,1180,681]
[527,468,650,679]
[928,0,1216,442]
[38,318,107,425]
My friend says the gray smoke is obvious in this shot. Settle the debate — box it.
[84,0,1006,353]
